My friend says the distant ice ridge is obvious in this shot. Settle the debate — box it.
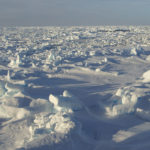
[106,87,137,117]
[45,51,56,64]
[29,90,82,144]
[122,45,144,56]
[8,54,21,68]
[130,46,143,56]
[44,51,62,68]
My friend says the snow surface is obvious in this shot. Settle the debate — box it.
[0,26,150,149]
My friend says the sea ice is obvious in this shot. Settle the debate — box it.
[1,26,150,150]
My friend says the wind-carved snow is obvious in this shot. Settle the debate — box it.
[113,122,150,143]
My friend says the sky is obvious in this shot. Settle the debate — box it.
[0,0,150,26]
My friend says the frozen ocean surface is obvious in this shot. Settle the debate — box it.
[0,26,150,149]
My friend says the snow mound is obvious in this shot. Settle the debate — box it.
[142,70,150,83]
[106,88,137,117]
[146,55,150,61]
[0,105,30,119]
[49,90,83,111]
[135,108,150,121]
[30,98,55,113]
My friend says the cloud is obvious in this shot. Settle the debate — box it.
[0,0,150,26]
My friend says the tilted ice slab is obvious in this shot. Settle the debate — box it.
[45,51,56,64]
[44,51,62,69]
[106,87,137,117]
[0,80,22,99]
[8,55,21,68]
[0,81,7,97]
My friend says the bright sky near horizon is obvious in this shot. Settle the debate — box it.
[0,0,150,26]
